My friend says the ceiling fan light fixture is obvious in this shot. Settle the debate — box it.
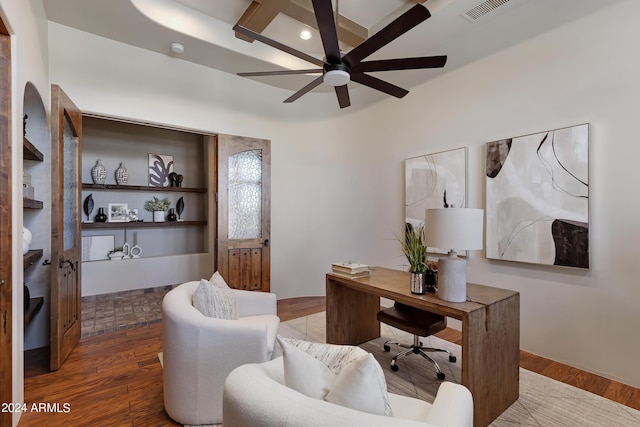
[323,69,350,87]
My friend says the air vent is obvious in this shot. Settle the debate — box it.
[461,0,511,22]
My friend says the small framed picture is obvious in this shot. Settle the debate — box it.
[108,203,128,222]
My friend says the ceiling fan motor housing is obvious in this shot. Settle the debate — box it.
[323,63,350,86]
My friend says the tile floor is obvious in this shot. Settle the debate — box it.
[80,285,175,337]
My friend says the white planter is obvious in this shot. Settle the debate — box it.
[153,211,166,222]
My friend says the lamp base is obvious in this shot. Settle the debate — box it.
[436,251,467,303]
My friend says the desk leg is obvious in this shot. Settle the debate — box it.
[463,293,520,427]
[326,277,380,345]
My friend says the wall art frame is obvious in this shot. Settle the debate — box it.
[108,203,129,223]
[149,153,174,187]
[81,235,115,262]
[485,123,589,269]
[405,147,468,254]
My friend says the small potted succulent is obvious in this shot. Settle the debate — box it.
[108,247,125,261]
[144,196,171,222]
[396,224,436,294]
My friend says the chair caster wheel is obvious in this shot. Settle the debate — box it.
[437,372,445,380]
[383,345,391,352]
[449,355,457,363]
[391,364,399,372]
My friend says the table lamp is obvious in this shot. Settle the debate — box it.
[424,208,484,302]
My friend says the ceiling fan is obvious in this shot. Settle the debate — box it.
[233,0,447,109]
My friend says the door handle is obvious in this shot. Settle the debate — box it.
[263,239,269,247]
[59,256,76,271]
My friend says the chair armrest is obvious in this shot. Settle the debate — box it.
[424,382,473,427]
[233,289,277,317]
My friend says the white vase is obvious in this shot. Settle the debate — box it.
[153,211,165,222]
[115,162,129,185]
[91,159,106,184]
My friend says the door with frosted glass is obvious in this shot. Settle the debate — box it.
[217,134,270,292]
[50,85,82,370]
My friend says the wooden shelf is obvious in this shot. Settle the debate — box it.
[82,183,206,193]
[23,249,43,270]
[23,197,43,209]
[82,220,206,229]
[24,297,44,329]
[23,136,44,162]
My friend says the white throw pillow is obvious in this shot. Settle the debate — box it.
[276,336,393,416]
[192,279,237,319]
[209,271,230,288]
[325,353,393,416]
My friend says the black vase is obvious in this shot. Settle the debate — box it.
[167,208,177,222]
[95,207,107,223]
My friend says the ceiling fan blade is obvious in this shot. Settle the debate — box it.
[238,69,323,77]
[234,24,325,67]
[350,73,409,99]
[354,56,447,73]
[334,85,351,108]
[343,4,431,68]
[284,75,324,103]
[311,0,341,63]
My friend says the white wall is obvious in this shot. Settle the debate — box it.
[351,0,640,388]
[0,0,50,424]
[45,0,640,394]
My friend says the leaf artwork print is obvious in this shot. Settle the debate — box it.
[149,154,174,187]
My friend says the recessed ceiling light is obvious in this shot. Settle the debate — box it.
[170,42,185,54]
[299,30,312,40]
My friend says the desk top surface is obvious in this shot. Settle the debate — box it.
[327,266,519,318]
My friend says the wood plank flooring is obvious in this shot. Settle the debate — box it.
[19,297,640,426]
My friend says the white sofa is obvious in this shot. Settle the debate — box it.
[162,280,280,426]
[223,357,474,427]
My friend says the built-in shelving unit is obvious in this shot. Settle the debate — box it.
[82,183,206,193]
[23,136,44,161]
[24,297,44,329]
[82,220,206,229]
[22,235,44,329]
[23,197,43,209]
[23,249,43,270]
[80,114,216,295]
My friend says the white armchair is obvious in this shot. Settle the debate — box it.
[162,280,280,426]
[223,357,474,427]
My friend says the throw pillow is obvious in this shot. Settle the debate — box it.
[209,271,230,288]
[192,279,237,319]
[276,336,393,416]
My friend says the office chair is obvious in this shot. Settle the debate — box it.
[377,302,456,380]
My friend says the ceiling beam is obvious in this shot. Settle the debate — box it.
[235,0,367,47]
[235,0,292,42]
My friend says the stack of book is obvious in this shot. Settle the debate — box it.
[331,262,371,278]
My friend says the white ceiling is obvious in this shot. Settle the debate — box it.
[42,0,623,109]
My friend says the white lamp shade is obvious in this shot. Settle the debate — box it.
[425,208,484,251]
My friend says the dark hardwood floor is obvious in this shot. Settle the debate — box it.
[19,297,639,426]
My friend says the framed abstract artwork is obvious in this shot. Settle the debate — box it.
[149,153,174,187]
[485,123,589,268]
[405,147,467,254]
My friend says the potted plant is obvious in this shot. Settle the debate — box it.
[396,224,435,294]
[144,196,171,222]
[108,247,125,261]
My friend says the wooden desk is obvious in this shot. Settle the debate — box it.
[326,267,519,427]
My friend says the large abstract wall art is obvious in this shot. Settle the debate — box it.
[485,124,589,268]
[405,147,467,254]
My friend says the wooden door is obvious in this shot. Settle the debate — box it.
[49,85,82,371]
[0,16,12,427]
[217,134,271,292]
